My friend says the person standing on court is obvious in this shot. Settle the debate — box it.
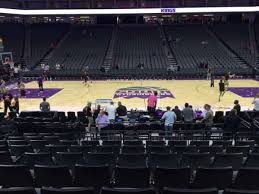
[161,106,177,136]
[18,81,26,97]
[37,75,44,95]
[40,97,50,112]
[207,67,211,80]
[219,78,225,102]
[210,76,214,87]
[82,69,89,86]
[147,91,158,116]
[224,72,230,90]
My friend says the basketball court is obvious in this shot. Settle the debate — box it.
[2,79,258,113]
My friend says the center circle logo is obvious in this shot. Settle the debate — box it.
[113,86,174,99]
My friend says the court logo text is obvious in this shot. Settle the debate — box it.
[113,86,174,99]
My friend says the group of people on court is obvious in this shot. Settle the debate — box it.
[1,91,19,115]
[207,68,233,102]
[0,71,46,115]
[0,78,21,115]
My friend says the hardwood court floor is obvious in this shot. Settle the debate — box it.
[3,79,258,113]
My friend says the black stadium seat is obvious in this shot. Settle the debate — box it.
[0,140,7,146]
[190,141,210,147]
[34,165,73,187]
[95,145,121,155]
[67,112,77,122]
[121,146,145,154]
[81,140,100,147]
[163,187,218,194]
[8,140,28,145]
[198,146,224,154]
[212,140,233,147]
[0,187,36,194]
[55,152,85,167]
[101,187,156,194]
[124,140,143,146]
[235,140,255,147]
[117,154,147,167]
[74,164,111,188]
[45,145,68,155]
[244,154,259,167]
[29,140,48,152]
[43,136,60,145]
[180,153,212,169]
[0,165,34,187]
[168,140,187,146]
[154,167,191,189]
[226,146,250,156]
[146,141,165,147]
[9,145,33,157]
[232,168,259,190]
[251,146,259,153]
[0,151,13,164]
[147,146,171,154]
[8,136,25,140]
[148,153,179,168]
[25,135,43,140]
[172,146,198,155]
[213,153,244,170]
[41,187,94,194]
[69,145,94,155]
[192,167,233,190]
[10,145,33,157]
[59,140,78,146]
[0,145,9,152]
[224,188,259,194]
[85,153,115,166]
[114,167,150,188]
[19,152,54,167]
[102,140,122,146]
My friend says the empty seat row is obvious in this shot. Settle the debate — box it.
[5,138,257,147]
[1,187,258,194]
[0,165,259,190]
[3,143,259,156]
[4,151,259,169]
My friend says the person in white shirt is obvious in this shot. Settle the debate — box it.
[106,102,116,122]
[252,93,259,111]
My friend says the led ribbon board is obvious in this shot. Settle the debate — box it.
[0,7,258,15]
